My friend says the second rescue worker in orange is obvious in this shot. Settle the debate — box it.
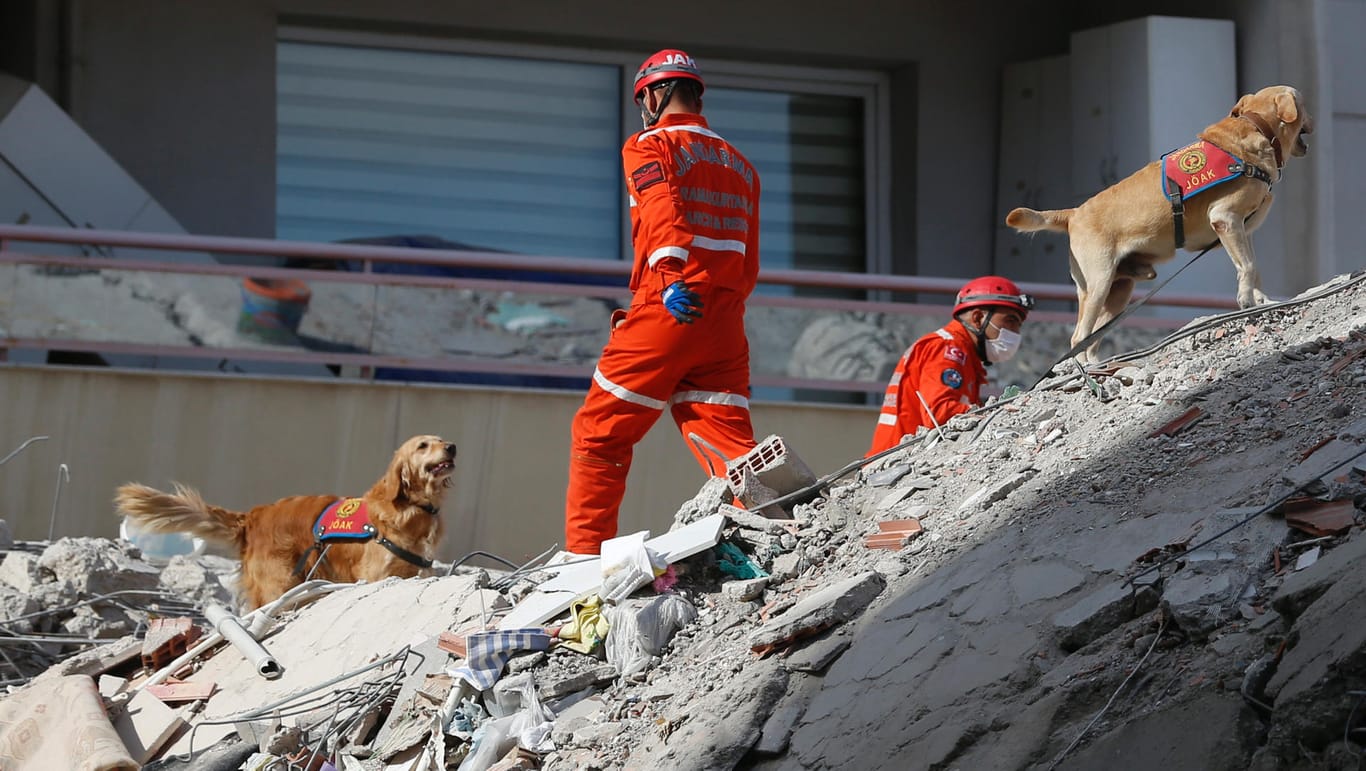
[866,276,1035,457]
[563,49,762,555]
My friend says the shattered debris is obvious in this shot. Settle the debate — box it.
[4,274,1366,769]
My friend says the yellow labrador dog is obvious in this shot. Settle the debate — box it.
[1007,85,1313,360]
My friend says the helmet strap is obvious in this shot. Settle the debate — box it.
[967,309,995,366]
[639,81,679,128]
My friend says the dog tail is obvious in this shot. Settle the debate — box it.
[115,483,246,552]
[1006,207,1072,234]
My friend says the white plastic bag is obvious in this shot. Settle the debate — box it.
[605,594,698,677]
[599,531,667,603]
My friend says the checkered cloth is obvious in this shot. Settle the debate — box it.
[446,628,552,690]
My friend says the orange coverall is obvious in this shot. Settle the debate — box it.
[565,113,762,554]
[866,321,987,457]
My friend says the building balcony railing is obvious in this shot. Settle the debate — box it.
[0,224,1237,397]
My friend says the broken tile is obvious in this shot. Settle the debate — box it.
[1148,406,1205,438]
[140,617,202,671]
[1280,497,1357,537]
[146,679,217,704]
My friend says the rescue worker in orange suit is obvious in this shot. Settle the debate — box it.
[564,49,762,555]
[866,276,1034,457]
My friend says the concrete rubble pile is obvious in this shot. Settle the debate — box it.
[3,272,1366,770]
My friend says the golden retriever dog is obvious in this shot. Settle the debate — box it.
[116,434,456,610]
[1007,85,1313,361]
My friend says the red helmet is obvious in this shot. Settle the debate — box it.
[953,275,1035,319]
[633,49,705,99]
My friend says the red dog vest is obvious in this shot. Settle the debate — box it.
[313,497,377,542]
[1161,140,1254,200]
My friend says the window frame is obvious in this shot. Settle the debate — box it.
[278,26,892,275]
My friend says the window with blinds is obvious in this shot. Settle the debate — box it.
[704,88,866,287]
[276,42,622,259]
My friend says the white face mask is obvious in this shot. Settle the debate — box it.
[986,324,1022,362]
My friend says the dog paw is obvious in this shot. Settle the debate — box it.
[1238,289,1271,309]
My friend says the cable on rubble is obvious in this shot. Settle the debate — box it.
[1125,444,1366,587]
[1045,617,1168,770]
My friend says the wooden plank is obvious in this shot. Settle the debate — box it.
[112,688,186,764]
[146,680,218,704]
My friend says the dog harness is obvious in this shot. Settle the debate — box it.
[292,497,436,577]
[1160,139,1274,248]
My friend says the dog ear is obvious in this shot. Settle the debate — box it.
[1229,93,1254,118]
[1274,91,1299,124]
[375,450,407,503]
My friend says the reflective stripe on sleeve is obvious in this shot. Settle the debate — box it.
[691,235,746,254]
[648,246,690,268]
[877,413,898,425]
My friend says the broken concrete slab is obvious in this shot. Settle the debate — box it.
[1161,571,1237,639]
[864,463,911,487]
[1283,436,1366,491]
[751,678,811,755]
[1262,554,1366,755]
[1011,560,1086,604]
[671,476,732,529]
[782,632,851,674]
[0,551,49,594]
[540,664,617,701]
[165,575,484,758]
[956,467,1037,512]
[720,504,797,534]
[38,537,162,596]
[1058,691,1260,771]
[113,688,186,764]
[1271,531,1366,620]
[722,577,769,602]
[749,571,885,651]
[1053,581,1159,652]
[628,660,788,770]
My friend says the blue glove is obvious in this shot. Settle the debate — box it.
[661,281,703,324]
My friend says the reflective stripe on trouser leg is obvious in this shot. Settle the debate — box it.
[670,398,755,478]
[565,374,667,555]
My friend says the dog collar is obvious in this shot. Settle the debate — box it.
[1239,113,1284,168]
[377,536,434,569]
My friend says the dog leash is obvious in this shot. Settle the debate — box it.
[1030,242,1219,389]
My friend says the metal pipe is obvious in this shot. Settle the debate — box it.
[134,581,345,694]
[204,603,281,680]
